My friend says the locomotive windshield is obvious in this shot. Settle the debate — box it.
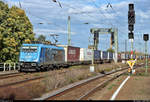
[21,46,38,52]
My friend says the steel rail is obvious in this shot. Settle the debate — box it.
[33,63,145,100]
[77,71,126,100]
[0,70,69,88]
[0,75,46,88]
[0,73,25,80]
[0,72,19,77]
[78,64,144,100]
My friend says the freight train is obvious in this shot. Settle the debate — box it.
[19,43,147,72]
[19,44,114,72]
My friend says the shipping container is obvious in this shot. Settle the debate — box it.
[108,52,113,59]
[94,50,101,60]
[128,54,136,59]
[121,53,125,60]
[80,48,93,61]
[57,45,80,62]
[117,53,121,61]
[121,53,129,60]
[125,54,129,59]
[101,51,108,59]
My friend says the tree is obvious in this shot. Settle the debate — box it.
[0,1,35,62]
[37,35,46,42]
[107,48,115,53]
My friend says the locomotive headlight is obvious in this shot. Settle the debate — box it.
[31,63,36,66]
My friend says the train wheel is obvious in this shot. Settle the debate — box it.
[46,67,50,71]
[18,69,22,72]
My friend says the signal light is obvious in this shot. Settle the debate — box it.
[128,32,134,39]
[128,11,135,25]
[143,34,149,41]
[128,4,135,25]
[129,4,134,10]
[128,25,134,31]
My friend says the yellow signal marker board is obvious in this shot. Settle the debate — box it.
[127,60,136,69]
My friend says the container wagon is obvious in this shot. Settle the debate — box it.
[94,50,102,64]
[101,51,110,63]
[108,52,114,62]
[121,53,129,60]
[57,45,80,65]
[80,48,93,64]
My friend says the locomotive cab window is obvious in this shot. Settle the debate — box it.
[30,46,38,52]
[21,46,38,52]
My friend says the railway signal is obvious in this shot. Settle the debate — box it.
[128,3,135,60]
[128,25,134,31]
[143,34,149,41]
[128,32,134,39]
[127,59,136,75]
[128,4,135,26]
[128,10,135,25]
[143,34,149,75]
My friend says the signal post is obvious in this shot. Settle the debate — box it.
[128,3,136,74]
[143,34,149,75]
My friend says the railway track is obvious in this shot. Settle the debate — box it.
[0,75,46,88]
[0,73,25,80]
[33,63,144,100]
[0,63,144,100]
[0,68,70,89]
[0,71,19,77]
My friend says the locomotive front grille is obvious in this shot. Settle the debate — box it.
[24,63,32,68]
[20,62,37,71]
[20,62,37,68]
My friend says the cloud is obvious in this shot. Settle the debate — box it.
[136,10,150,19]
[68,5,96,14]
[34,28,76,36]
[4,0,150,53]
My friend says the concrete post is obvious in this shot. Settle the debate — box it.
[3,63,6,72]
[68,16,71,46]
[14,63,16,70]
[9,63,11,71]
[114,28,118,63]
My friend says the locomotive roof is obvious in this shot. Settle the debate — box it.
[22,43,64,50]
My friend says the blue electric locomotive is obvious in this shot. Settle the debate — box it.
[19,44,65,72]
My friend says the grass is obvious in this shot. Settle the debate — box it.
[34,73,40,77]
[117,79,121,82]
[108,84,117,90]
[134,72,150,76]
[28,83,46,98]
[37,62,129,97]
[2,60,150,99]
[20,62,130,99]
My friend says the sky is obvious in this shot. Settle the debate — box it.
[2,0,150,54]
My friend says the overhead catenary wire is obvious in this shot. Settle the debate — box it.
[90,0,128,51]
[90,0,127,44]
[103,0,128,36]
[60,2,110,26]
[17,0,112,31]
[10,0,67,31]
[91,0,114,28]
